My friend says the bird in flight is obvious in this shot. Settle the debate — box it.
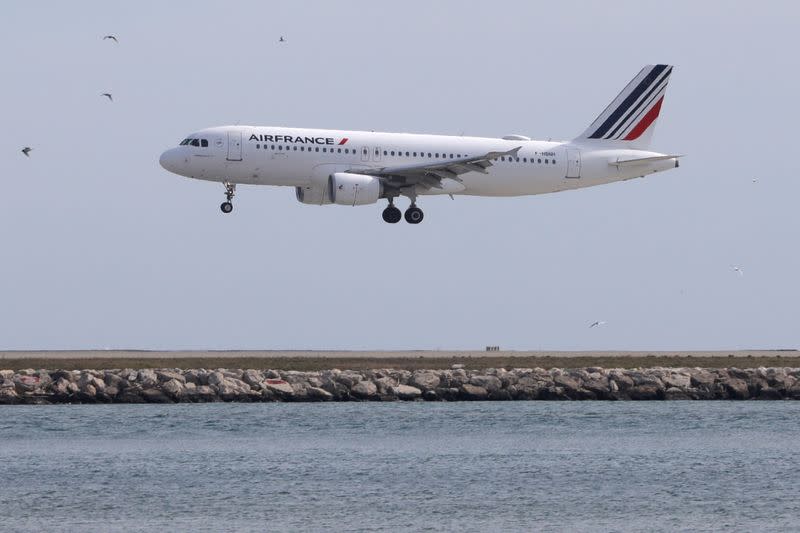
[101,93,113,102]
[21,147,32,157]
[589,320,607,328]
[279,36,286,42]
[731,265,744,276]
[103,35,118,43]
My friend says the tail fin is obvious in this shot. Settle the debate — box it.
[576,64,673,149]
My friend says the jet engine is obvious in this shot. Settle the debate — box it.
[295,184,332,205]
[328,173,382,206]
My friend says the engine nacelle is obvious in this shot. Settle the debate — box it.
[295,184,332,205]
[328,172,381,206]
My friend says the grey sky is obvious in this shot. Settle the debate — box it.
[1,0,798,350]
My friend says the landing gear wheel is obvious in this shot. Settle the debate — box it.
[382,205,402,224]
[220,181,236,214]
[404,205,424,224]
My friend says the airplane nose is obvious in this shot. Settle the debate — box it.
[159,148,182,173]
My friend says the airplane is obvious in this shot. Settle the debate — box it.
[159,64,680,224]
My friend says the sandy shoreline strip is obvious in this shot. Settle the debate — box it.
[2,350,799,371]
[1,350,796,360]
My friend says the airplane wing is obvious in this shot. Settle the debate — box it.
[346,146,522,191]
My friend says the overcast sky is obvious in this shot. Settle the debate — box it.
[1,1,798,351]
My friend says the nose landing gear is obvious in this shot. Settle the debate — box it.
[220,182,236,214]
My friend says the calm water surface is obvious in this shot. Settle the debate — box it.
[1,402,798,532]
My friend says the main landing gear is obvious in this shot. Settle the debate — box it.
[220,182,235,214]
[382,199,424,224]
[382,201,402,224]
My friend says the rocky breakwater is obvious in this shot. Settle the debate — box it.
[1,366,800,404]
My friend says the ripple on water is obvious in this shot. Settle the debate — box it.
[1,402,799,531]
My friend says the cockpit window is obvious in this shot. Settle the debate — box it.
[201,139,208,147]
[190,139,200,147]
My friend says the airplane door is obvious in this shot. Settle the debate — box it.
[566,149,581,178]
[361,147,370,162]
[227,131,243,161]
[373,146,382,162]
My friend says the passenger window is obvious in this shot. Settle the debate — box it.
[323,148,327,153]
[413,152,417,157]
[271,145,275,150]
[405,151,410,157]
[552,159,556,164]
[338,148,342,153]
[428,153,432,158]
[545,159,549,164]
[315,147,319,152]
[538,158,542,163]
[201,139,208,147]
[256,144,260,149]
[523,158,527,162]
[435,153,439,158]
[391,151,395,156]
[279,145,283,150]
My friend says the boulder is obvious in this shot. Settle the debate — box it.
[664,387,691,400]
[195,385,218,402]
[242,370,264,389]
[422,390,438,401]
[410,372,440,391]
[104,372,124,388]
[141,388,172,403]
[137,369,159,388]
[392,384,422,400]
[460,383,488,400]
[162,379,185,399]
[663,373,691,389]
[0,370,15,380]
[757,387,783,400]
[50,370,74,382]
[156,370,186,384]
[0,388,20,404]
[51,378,71,397]
[322,380,350,400]
[207,371,225,387]
[264,380,294,398]
[306,387,334,401]
[335,372,363,388]
[470,375,502,393]
[724,378,750,400]
[690,370,716,387]
[351,380,378,399]
[627,384,662,400]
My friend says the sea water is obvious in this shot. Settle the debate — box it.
[1,402,798,532]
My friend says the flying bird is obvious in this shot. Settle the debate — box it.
[103,35,118,43]
[279,36,286,42]
[101,93,113,102]
[731,265,744,276]
[21,147,32,157]
[589,321,607,329]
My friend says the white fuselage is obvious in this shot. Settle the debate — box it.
[159,125,678,200]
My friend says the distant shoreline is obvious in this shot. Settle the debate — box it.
[1,350,799,371]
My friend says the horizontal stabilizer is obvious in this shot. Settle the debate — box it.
[611,154,682,167]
